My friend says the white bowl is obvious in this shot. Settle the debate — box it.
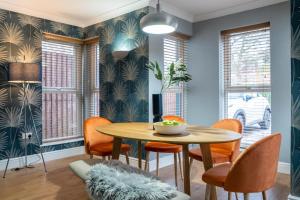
[154,122,187,135]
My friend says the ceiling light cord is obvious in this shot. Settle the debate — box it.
[156,0,161,12]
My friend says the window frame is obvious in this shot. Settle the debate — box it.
[163,35,189,119]
[42,39,83,143]
[220,22,271,133]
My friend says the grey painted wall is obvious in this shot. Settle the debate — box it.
[187,2,291,163]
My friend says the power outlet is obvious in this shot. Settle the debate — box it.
[22,132,32,140]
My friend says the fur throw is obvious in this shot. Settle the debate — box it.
[86,162,177,200]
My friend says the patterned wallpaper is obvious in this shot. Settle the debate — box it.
[85,7,149,157]
[0,8,84,160]
[291,0,300,196]
[0,7,150,160]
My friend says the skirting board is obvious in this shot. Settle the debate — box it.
[0,147,290,175]
[148,154,291,175]
[289,195,300,200]
[0,146,146,171]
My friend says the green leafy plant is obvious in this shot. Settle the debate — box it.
[146,59,192,93]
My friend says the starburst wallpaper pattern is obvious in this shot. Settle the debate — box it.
[0,7,150,161]
[85,7,149,158]
[0,8,84,161]
[291,0,300,196]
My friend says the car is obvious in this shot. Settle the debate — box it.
[227,93,271,129]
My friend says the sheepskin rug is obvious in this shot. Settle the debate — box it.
[86,162,177,200]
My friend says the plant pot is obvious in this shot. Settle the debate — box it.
[152,94,163,123]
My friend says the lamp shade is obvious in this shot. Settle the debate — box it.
[140,0,178,34]
[112,50,129,60]
[140,12,178,34]
[9,63,41,83]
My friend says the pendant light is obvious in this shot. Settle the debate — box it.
[140,0,178,34]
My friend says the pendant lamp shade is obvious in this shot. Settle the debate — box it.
[9,63,41,83]
[140,0,178,34]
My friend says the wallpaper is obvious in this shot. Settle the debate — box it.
[0,7,150,161]
[85,7,150,158]
[0,8,84,161]
[291,0,300,196]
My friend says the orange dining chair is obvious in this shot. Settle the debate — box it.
[144,115,185,187]
[189,119,242,169]
[202,133,281,200]
[84,117,131,164]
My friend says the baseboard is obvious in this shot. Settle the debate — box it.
[149,154,174,172]
[0,146,85,171]
[0,146,291,176]
[118,155,146,169]
[148,155,291,175]
[278,162,290,175]
[0,146,148,172]
[288,195,300,200]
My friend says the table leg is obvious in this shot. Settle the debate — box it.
[138,141,142,169]
[200,144,217,200]
[182,144,191,195]
[112,137,122,160]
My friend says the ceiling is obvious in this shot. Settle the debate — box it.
[0,0,287,27]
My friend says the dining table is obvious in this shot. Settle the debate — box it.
[96,122,241,200]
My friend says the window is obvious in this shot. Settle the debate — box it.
[84,43,100,118]
[42,40,83,142]
[163,36,188,118]
[221,23,271,146]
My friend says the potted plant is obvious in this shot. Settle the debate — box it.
[146,59,192,122]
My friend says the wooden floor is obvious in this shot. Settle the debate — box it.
[0,155,290,200]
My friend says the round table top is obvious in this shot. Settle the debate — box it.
[96,122,241,144]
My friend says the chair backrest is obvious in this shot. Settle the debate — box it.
[224,133,281,193]
[83,117,113,154]
[210,119,242,161]
[163,115,185,123]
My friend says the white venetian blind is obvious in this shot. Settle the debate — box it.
[163,35,188,119]
[85,42,100,118]
[221,22,272,136]
[42,40,83,142]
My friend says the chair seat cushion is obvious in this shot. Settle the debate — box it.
[145,142,182,153]
[90,143,130,156]
[202,163,231,187]
[189,148,231,163]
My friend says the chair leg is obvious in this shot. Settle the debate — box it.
[228,192,232,200]
[125,152,130,165]
[178,152,183,180]
[235,193,239,200]
[189,157,194,172]
[174,153,178,187]
[156,152,159,176]
[90,154,93,159]
[262,191,267,200]
[243,193,249,200]
[144,151,150,171]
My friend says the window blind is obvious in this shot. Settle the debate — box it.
[163,36,188,119]
[84,42,100,118]
[42,40,83,142]
[221,23,271,135]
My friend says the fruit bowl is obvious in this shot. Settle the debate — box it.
[154,120,187,135]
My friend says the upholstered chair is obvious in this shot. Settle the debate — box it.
[84,117,131,164]
[189,119,243,169]
[144,115,185,187]
[202,133,281,200]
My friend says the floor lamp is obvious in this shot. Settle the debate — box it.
[3,62,47,178]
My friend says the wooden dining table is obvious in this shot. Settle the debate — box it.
[96,122,241,200]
